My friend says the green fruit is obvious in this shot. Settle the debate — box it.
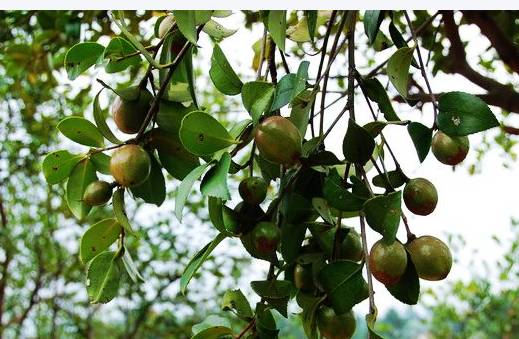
[83,180,112,206]
[234,202,265,234]
[431,131,469,166]
[251,221,280,256]
[294,264,314,292]
[239,176,268,205]
[317,306,356,339]
[254,116,302,167]
[338,228,364,262]
[407,235,452,281]
[403,178,438,216]
[112,86,153,134]
[110,144,151,187]
[369,239,407,286]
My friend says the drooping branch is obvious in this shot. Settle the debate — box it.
[461,11,519,75]
[441,11,519,114]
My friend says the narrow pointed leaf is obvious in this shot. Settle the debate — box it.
[175,163,210,221]
[387,47,415,99]
[268,10,287,51]
[112,188,135,235]
[200,152,231,200]
[407,122,432,162]
[93,89,122,145]
[209,44,243,95]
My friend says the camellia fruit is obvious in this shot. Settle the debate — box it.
[238,176,268,205]
[369,239,408,285]
[109,144,151,187]
[234,202,265,234]
[254,116,302,167]
[112,86,153,134]
[83,180,112,206]
[251,221,280,256]
[431,131,469,166]
[294,263,314,292]
[407,235,452,281]
[338,228,364,262]
[316,306,356,339]
[403,178,438,216]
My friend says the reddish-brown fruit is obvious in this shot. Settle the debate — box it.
[294,264,314,292]
[431,131,470,166]
[254,116,302,167]
[83,180,112,206]
[109,144,151,187]
[403,178,438,216]
[251,221,280,256]
[317,306,356,339]
[407,235,452,281]
[238,176,268,205]
[369,239,408,286]
[112,87,153,134]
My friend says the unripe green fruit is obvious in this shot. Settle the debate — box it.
[239,176,268,205]
[369,240,407,286]
[294,264,314,292]
[338,229,364,262]
[254,116,302,167]
[158,15,175,38]
[112,87,153,134]
[110,144,151,187]
[317,306,356,339]
[431,131,469,166]
[403,178,438,216]
[251,221,280,256]
[407,235,452,281]
[83,180,112,206]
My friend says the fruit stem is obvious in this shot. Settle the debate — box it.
[359,215,377,316]
[235,318,256,339]
[401,213,416,243]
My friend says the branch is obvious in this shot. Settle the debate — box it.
[441,11,519,114]
[0,194,10,335]
[461,11,519,74]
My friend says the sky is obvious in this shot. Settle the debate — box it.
[53,10,519,323]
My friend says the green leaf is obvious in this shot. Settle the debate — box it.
[130,154,166,206]
[407,122,432,162]
[203,19,238,41]
[364,10,384,44]
[389,21,408,49]
[363,120,409,137]
[173,10,197,44]
[181,233,226,294]
[372,169,408,190]
[387,47,415,99]
[311,198,335,225]
[343,118,376,165]
[271,61,310,111]
[297,293,322,339]
[290,90,316,138]
[360,78,400,121]
[386,252,420,305]
[156,100,197,135]
[323,170,366,212]
[112,188,135,235]
[366,313,385,339]
[195,11,213,25]
[80,218,122,264]
[90,152,111,175]
[251,280,293,317]
[57,116,104,148]
[192,315,232,339]
[437,91,499,136]
[93,89,122,145]
[212,10,233,18]
[268,10,287,51]
[318,261,369,314]
[121,246,144,283]
[66,159,97,220]
[64,42,104,80]
[86,251,121,304]
[179,111,235,156]
[201,152,231,200]
[241,81,275,124]
[103,37,141,73]
[280,222,307,264]
[209,44,243,95]
[42,150,83,185]
[175,163,210,222]
[305,11,318,42]
[221,289,253,319]
[363,191,402,242]
[207,197,235,235]
[256,303,279,338]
